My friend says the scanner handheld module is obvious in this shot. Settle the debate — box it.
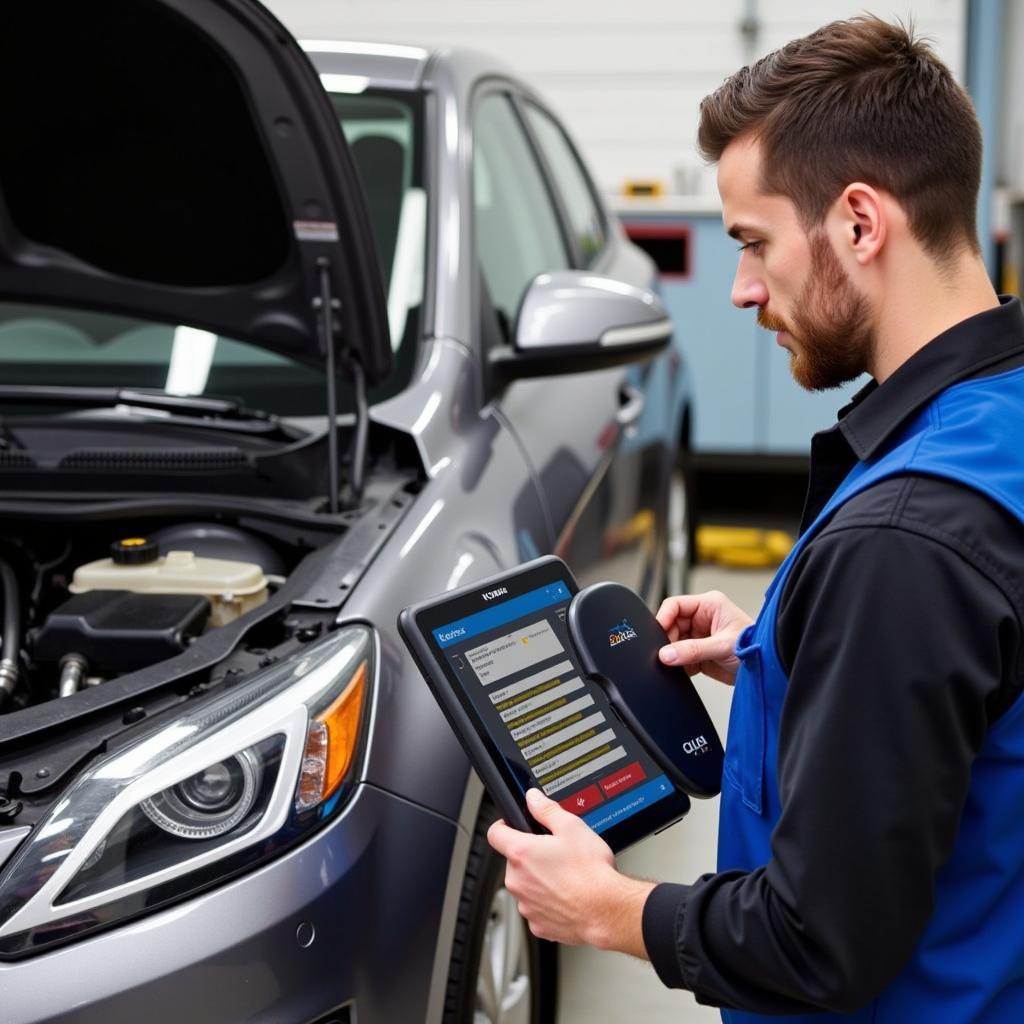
[567,582,723,798]
[399,556,721,852]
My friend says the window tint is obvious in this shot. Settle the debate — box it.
[473,94,568,331]
[523,103,606,265]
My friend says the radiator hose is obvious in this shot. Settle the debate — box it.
[0,560,20,710]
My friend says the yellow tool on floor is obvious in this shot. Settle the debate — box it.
[621,179,665,197]
[696,525,795,568]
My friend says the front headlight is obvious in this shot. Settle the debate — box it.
[0,625,374,958]
[140,746,264,839]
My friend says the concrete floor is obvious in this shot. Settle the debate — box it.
[557,563,776,1024]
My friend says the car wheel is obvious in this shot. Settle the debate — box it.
[444,798,557,1024]
[664,459,694,598]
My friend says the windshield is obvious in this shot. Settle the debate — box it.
[0,90,426,417]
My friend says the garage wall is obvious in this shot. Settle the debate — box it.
[999,0,1024,192]
[263,0,966,197]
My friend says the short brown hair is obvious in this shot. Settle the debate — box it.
[698,16,982,259]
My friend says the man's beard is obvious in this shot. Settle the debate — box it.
[757,231,873,391]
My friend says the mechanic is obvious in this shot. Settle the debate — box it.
[488,15,1024,1022]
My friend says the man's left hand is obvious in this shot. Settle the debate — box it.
[486,788,655,957]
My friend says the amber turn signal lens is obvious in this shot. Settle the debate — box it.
[295,660,367,811]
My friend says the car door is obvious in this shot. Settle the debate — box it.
[472,85,659,598]
[521,97,675,601]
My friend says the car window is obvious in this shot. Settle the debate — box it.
[0,305,323,416]
[473,93,569,333]
[332,93,426,355]
[522,103,607,266]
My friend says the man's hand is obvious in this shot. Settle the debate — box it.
[487,789,655,956]
[656,590,754,685]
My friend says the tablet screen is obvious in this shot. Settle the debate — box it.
[429,575,679,836]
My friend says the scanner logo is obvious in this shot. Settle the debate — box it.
[683,735,710,755]
[482,587,508,601]
[608,620,638,647]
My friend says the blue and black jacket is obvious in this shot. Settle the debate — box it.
[644,297,1024,1020]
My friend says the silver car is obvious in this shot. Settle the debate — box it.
[0,2,693,1021]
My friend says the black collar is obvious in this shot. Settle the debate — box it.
[833,296,1024,461]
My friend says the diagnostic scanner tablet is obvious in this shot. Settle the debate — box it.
[399,556,718,852]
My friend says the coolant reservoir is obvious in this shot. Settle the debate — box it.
[70,538,269,627]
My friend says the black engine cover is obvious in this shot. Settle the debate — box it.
[32,591,209,675]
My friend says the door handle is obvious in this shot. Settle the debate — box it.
[616,384,646,429]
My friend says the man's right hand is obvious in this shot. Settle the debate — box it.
[655,591,754,685]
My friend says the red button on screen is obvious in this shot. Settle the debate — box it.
[559,784,604,815]
[599,760,647,797]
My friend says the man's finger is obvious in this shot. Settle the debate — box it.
[655,596,678,626]
[655,594,700,630]
[659,634,733,667]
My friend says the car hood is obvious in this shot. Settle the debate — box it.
[0,0,392,385]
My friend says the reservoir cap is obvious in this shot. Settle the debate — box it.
[111,537,159,566]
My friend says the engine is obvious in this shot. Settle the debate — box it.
[0,521,292,712]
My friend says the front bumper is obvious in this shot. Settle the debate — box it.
[0,784,458,1024]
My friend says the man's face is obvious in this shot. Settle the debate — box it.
[717,136,873,390]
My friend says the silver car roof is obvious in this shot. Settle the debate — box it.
[301,39,520,95]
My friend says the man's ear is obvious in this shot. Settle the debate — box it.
[839,183,885,265]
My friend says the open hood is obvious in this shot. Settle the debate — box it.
[0,0,392,385]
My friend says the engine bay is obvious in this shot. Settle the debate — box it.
[0,518,300,714]
[0,469,419,835]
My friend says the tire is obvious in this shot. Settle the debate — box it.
[664,454,695,599]
[443,798,557,1024]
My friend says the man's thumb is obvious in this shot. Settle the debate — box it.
[525,788,577,832]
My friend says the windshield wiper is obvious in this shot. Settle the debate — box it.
[0,385,272,421]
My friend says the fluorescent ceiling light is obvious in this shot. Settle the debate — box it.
[387,187,427,350]
[319,73,370,95]
[301,40,427,60]
[165,326,216,396]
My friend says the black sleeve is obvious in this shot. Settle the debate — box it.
[641,481,1023,1013]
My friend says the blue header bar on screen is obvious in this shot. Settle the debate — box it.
[432,581,571,648]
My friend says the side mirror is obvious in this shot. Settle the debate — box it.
[488,271,672,386]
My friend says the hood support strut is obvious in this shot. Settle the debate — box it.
[317,258,368,515]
